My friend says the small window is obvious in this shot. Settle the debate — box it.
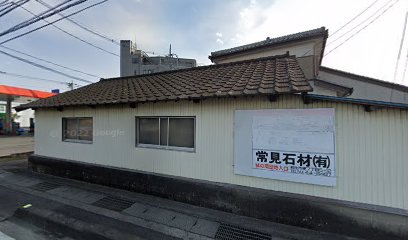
[62,117,93,143]
[136,117,195,151]
[142,69,154,75]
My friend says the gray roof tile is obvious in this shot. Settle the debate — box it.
[15,54,312,111]
[209,27,327,60]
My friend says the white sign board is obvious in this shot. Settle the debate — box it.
[234,108,336,186]
[0,105,5,113]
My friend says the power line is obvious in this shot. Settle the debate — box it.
[0,69,69,85]
[0,70,83,89]
[325,0,399,56]
[17,3,119,57]
[0,1,14,12]
[0,0,86,38]
[327,0,395,46]
[0,0,29,18]
[330,0,381,37]
[0,1,10,7]
[0,45,100,78]
[1,0,72,31]
[0,49,93,83]
[36,0,120,45]
[1,0,73,34]
[394,11,408,82]
[0,0,108,45]
[0,0,111,81]
[402,48,408,84]
[0,0,20,12]
[301,0,383,57]
[302,0,392,57]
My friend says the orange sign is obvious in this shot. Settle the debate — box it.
[0,85,56,98]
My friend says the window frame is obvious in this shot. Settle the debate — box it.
[135,116,196,152]
[62,117,93,144]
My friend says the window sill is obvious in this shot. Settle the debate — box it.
[63,139,93,144]
[136,144,195,153]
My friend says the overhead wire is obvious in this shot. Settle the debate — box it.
[0,70,70,85]
[0,0,16,12]
[325,0,400,56]
[0,0,29,18]
[0,45,100,78]
[0,49,93,83]
[327,0,395,46]
[393,11,408,82]
[329,0,381,37]
[0,0,108,45]
[0,70,83,90]
[0,0,109,89]
[301,0,383,57]
[36,0,120,45]
[16,3,119,57]
[1,0,73,32]
[0,0,107,84]
[402,49,408,84]
[0,3,12,13]
[0,1,9,7]
[0,0,86,38]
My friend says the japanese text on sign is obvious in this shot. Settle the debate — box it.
[253,150,333,177]
[233,108,336,186]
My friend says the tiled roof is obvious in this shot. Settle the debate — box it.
[15,54,312,111]
[209,27,328,60]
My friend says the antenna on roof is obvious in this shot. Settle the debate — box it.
[133,34,137,50]
[167,44,178,58]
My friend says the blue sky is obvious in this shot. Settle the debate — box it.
[0,0,407,92]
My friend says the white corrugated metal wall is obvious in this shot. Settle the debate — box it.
[34,95,408,210]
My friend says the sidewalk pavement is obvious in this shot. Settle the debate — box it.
[0,159,364,240]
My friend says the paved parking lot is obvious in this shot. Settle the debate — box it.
[0,136,34,157]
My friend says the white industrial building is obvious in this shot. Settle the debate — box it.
[120,40,196,77]
[17,27,408,239]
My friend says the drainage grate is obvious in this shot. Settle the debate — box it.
[92,196,135,212]
[30,182,61,192]
[215,224,272,240]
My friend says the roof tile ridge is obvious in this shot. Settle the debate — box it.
[100,53,292,83]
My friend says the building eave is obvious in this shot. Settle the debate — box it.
[319,66,408,93]
[303,94,408,110]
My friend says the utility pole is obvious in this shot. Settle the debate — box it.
[67,81,74,90]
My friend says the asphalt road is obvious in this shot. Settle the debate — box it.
[0,159,179,240]
[0,159,366,240]
[0,184,179,240]
[0,185,73,240]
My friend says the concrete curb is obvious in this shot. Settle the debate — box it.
[0,152,33,160]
